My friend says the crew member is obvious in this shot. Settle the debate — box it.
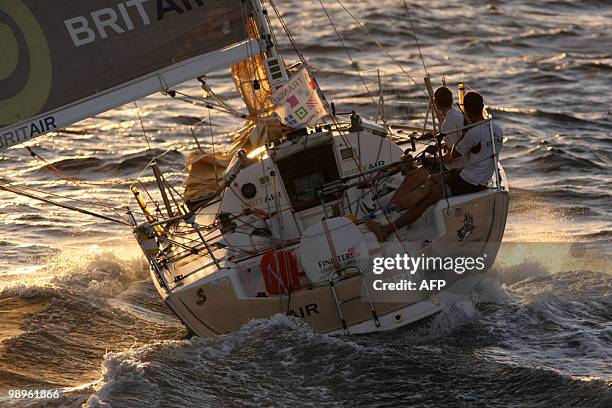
[367,92,503,241]
[381,86,466,211]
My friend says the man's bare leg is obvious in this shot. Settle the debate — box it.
[390,168,428,199]
[390,167,431,209]
[392,183,431,210]
[391,170,445,210]
[367,181,445,241]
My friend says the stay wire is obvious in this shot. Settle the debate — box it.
[0,181,125,212]
[268,0,307,66]
[133,101,154,160]
[335,0,425,91]
[0,183,130,226]
[169,90,246,119]
[24,147,130,222]
[403,0,429,76]
[317,0,377,106]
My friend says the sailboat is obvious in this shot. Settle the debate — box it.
[0,0,508,336]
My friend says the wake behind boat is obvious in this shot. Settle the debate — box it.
[0,0,508,336]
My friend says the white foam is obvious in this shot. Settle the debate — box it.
[430,299,481,337]
[0,244,148,299]
[84,314,366,406]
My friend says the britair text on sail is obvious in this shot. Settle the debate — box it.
[64,0,209,47]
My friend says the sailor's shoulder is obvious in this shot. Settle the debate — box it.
[446,108,464,121]
[464,123,484,138]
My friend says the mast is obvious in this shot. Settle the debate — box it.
[250,0,289,90]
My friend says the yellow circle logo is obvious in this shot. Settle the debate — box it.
[0,1,52,126]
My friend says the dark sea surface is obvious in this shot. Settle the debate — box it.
[0,0,610,406]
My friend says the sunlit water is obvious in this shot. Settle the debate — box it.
[0,0,610,406]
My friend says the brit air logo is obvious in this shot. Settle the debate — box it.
[0,117,57,149]
[64,0,211,47]
[0,1,52,127]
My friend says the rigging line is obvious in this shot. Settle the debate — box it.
[262,0,283,58]
[24,147,130,222]
[317,0,377,107]
[137,179,165,219]
[246,5,265,101]
[334,0,425,92]
[327,114,409,253]
[159,171,183,211]
[198,83,243,116]
[24,147,132,186]
[170,91,246,118]
[268,0,307,66]
[0,183,130,226]
[190,113,211,129]
[208,107,220,186]
[240,0,263,119]
[240,0,250,60]
[189,128,204,154]
[129,141,192,196]
[166,177,186,206]
[0,182,126,212]
[133,101,154,160]
[403,0,428,77]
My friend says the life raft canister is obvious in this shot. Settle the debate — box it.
[260,250,300,295]
[298,216,370,283]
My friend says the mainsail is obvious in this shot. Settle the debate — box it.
[0,0,262,149]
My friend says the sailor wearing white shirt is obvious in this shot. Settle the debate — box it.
[434,86,464,147]
[433,86,467,170]
[447,92,503,194]
[423,87,466,170]
[366,91,503,241]
[385,87,466,211]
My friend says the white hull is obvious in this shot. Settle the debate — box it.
[142,121,510,336]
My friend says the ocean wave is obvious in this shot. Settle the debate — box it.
[579,230,612,241]
[512,269,611,301]
[39,157,106,173]
[114,150,185,173]
[0,247,182,397]
[0,247,148,298]
[510,186,610,204]
[484,27,580,49]
[84,315,364,407]
[480,268,612,378]
[165,115,204,126]
[33,149,185,178]
[428,299,481,338]
[490,106,600,126]
[524,147,603,173]
[82,292,612,407]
